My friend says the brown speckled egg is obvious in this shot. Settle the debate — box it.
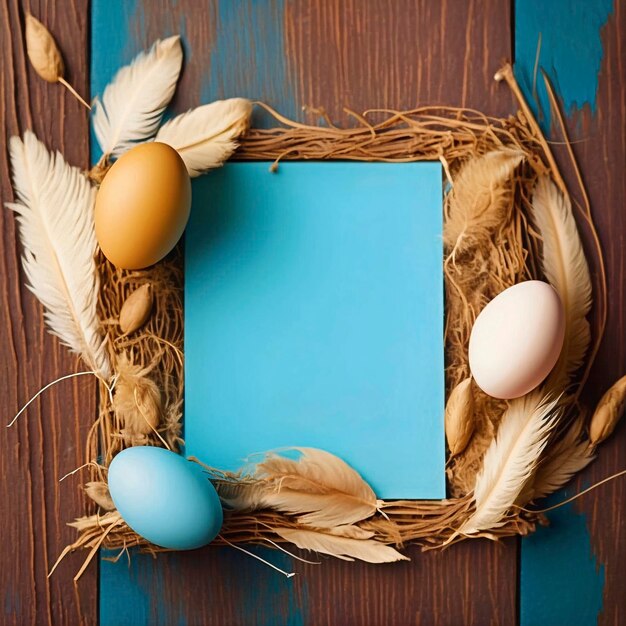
[95,142,191,269]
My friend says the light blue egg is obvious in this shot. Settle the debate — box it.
[108,446,223,550]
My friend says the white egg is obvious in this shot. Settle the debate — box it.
[468,281,565,399]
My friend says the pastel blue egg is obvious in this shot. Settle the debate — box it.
[108,446,223,550]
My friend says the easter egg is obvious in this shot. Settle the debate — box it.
[468,280,565,400]
[108,446,223,550]
[95,142,191,269]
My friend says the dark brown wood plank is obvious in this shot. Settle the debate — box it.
[99,2,519,624]
[562,5,626,624]
[1,1,97,625]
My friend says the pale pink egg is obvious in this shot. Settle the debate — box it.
[468,281,565,399]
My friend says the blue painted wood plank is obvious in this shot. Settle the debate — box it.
[92,2,303,624]
[515,2,614,625]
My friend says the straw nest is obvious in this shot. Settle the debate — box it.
[57,64,614,578]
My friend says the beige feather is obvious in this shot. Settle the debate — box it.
[530,176,592,391]
[461,392,559,534]
[155,98,252,177]
[6,132,110,379]
[93,36,183,159]
[529,416,594,502]
[223,448,382,528]
[274,527,407,563]
[444,148,525,253]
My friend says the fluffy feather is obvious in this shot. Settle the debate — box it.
[529,416,594,501]
[530,176,592,391]
[6,132,110,379]
[222,448,382,528]
[274,527,407,563]
[444,148,525,253]
[93,36,183,159]
[461,392,559,534]
[155,98,252,176]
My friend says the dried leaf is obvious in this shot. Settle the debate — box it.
[119,283,153,334]
[113,354,162,438]
[155,98,252,177]
[444,148,524,253]
[84,481,115,511]
[25,14,64,82]
[274,527,407,563]
[224,448,382,528]
[530,176,592,392]
[445,377,475,456]
[6,132,111,379]
[590,375,626,444]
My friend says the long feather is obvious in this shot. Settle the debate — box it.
[93,36,183,159]
[7,132,110,379]
[155,98,252,177]
[444,148,525,253]
[223,448,382,528]
[530,176,592,391]
[274,527,407,563]
[461,392,559,534]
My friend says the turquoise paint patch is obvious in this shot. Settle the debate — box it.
[515,0,613,127]
[100,552,153,626]
[100,552,190,626]
[202,0,298,126]
[521,498,605,626]
[240,547,305,626]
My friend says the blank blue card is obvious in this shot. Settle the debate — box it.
[185,162,445,499]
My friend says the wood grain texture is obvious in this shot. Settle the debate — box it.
[1,1,97,625]
[564,4,626,624]
[518,2,626,625]
[97,2,519,624]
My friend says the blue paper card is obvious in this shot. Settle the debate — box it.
[185,162,445,499]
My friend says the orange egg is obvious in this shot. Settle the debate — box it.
[95,142,191,269]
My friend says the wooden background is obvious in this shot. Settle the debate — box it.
[1,0,625,624]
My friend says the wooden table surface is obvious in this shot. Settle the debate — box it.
[1,1,625,624]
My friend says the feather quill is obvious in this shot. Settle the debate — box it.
[6,132,110,379]
[93,36,183,159]
[222,448,382,528]
[460,392,559,534]
[274,527,407,563]
[444,148,525,253]
[155,98,252,176]
[530,176,592,391]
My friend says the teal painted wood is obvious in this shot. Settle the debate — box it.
[514,0,613,127]
[515,2,615,625]
[93,2,304,624]
[520,497,605,626]
[100,548,303,626]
